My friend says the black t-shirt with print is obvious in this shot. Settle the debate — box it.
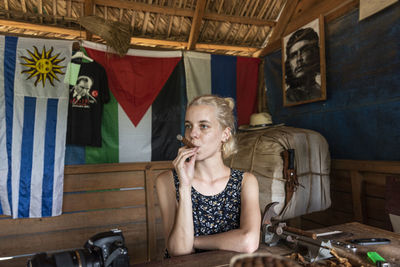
[66,60,110,147]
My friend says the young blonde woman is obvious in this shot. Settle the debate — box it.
[156,95,261,257]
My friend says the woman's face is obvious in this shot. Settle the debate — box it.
[184,104,228,161]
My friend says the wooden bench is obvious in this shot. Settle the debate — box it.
[0,161,173,266]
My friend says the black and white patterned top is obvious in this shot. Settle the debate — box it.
[173,169,243,236]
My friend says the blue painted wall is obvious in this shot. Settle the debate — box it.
[264,3,400,161]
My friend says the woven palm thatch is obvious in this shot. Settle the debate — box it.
[0,0,290,57]
[78,16,131,56]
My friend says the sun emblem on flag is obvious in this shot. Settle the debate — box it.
[20,46,66,87]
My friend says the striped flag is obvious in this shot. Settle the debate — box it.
[64,42,184,164]
[0,35,72,218]
[183,51,260,126]
[0,37,8,216]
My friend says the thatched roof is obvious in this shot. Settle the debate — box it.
[0,0,291,57]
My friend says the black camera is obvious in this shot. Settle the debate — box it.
[27,229,129,267]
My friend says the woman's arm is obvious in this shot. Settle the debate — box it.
[156,171,195,256]
[156,146,198,256]
[193,172,261,253]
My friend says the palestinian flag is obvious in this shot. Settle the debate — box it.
[65,42,185,164]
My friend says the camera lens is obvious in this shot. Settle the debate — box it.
[27,230,129,267]
[54,249,102,267]
[53,251,80,266]
[28,249,102,267]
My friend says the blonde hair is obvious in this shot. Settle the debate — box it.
[188,95,238,159]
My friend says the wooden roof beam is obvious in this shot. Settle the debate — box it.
[131,37,258,53]
[0,19,87,37]
[4,0,9,19]
[203,13,276,26]
[52,0,57,23]
[253,0,299,58]
[0,19,258,55]
[39,0,43,23]
[21,0,27,13]
[94,0,276,26]
[195,43,258,53]
[187,0,206,50]
[141,0,153,35]
[95,0,193,16]
[84,0,94,40]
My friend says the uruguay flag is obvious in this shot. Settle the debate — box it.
[65,41,184,164]
[0,35,72,218]
[184,51,260,127]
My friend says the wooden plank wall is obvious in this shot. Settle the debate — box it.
[0,161,173,267]
[300,160,400,231]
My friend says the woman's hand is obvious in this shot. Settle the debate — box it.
[172,146,198,187]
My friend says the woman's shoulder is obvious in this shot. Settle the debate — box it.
[229,169,257,186]
[239,170,258,186]
[230,169,255,179]
[157,169,173,178]
[156,169,174,187]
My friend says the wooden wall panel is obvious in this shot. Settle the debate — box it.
[301,209,353,226]
[62,189,145,212]
[64,170,145,192]
[366,197,386,219]
[331,170,351,186]
[365,182,385,198]
[300,159,400,231]
[0,207,146,237]
[330,191,353,213]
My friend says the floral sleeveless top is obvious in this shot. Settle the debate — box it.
[173,169,243,236]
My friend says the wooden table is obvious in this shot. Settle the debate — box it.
[133,222,400,267]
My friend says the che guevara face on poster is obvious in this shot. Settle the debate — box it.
[282,17,326,107]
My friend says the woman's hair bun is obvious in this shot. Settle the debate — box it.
[224,97,235,111]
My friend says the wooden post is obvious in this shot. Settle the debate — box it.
[187,0,206,50]
[4,0,9,19]
[52,0,57,24]
[145,165,156,261]
[84,0,94,40]
[350,170,364,223]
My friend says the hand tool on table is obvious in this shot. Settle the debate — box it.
[261,202,366,265]
[261,202,333,262]
[330,240,357,252]
[350,238,391,245]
